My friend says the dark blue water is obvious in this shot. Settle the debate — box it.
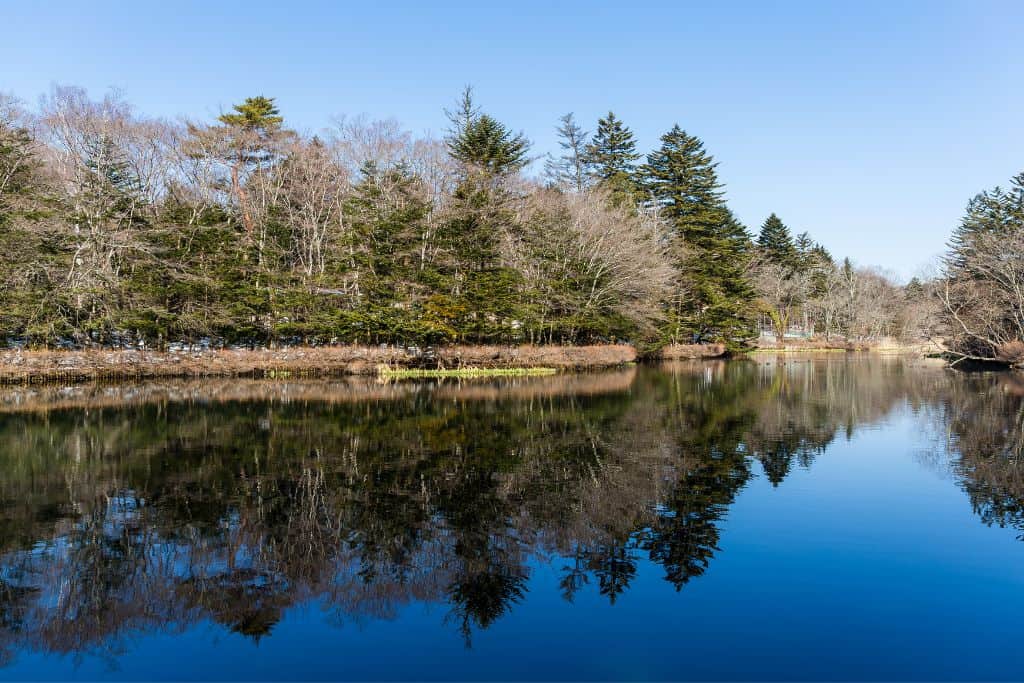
[0,358,1022,680]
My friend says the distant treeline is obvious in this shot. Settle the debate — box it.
[0,85,1002,351]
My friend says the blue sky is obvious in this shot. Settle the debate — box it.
[3,0,1022,278]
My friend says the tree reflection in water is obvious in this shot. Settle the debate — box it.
[0,357,1020,661]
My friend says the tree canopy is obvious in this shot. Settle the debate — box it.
[641,125,756,345]
[0,85,923,352]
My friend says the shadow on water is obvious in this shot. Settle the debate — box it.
[0,356,1021,666]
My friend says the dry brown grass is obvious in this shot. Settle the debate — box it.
[0,344,637,385]
[995,341,1024,366]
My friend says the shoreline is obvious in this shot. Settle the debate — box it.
[745,339,945,356]
[0,344,639,385]
[0,341,944,386]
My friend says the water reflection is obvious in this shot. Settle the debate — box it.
[940,372,1024,539]
[0,357,1021,666]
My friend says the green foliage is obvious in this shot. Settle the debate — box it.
[446,88,529,176]
[217,96,284,132]
[941,171,1024,362]
[586,112,640,180]
[0,87,782,351]
[949,171,1024,264]
[641,125,756,346]
[0,117,38,217]
[586,112,642,206]
[0,112,67,344]
[757,213,798,267]
[641,125,722,217]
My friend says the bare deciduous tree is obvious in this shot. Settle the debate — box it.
[40,86,171,319]
[751,258,817,342]
[277,139,350,279]
[941,229,1024,365]
[519,187,676,340]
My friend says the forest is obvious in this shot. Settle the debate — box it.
[0,86,1020,362]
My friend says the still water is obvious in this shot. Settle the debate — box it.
[0,357,1022,680]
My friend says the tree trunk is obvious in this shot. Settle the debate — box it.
[232,163,255,240]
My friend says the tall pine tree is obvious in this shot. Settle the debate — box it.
[948,172,1024,267]
[757,213,798,267]
[215,96,286,241]
[586,112,641,206]
[445,87,529,176]
[433,88,529,341]
[641,125,755,346]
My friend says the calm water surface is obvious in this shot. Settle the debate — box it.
[0,357,1022,680]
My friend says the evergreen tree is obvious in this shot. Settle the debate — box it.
[0,107,57,341]
[543,113,590,192]
[218,95,283,130]
[809,243,833,266]
[640,125,755,345]
[794,231,813,261]
[757,213,798,266]
[948,172,1024,266]
[0,108,38,213]
[0,86,924,350]
[81,134,146,222]
[343,162,432,341]
[791,231,834,273]
[586,112,640,179]
[434,89,530,342]
[585,112,641,205]
[941,172,1024,363]
[430,179,523,342]
[445,87,529,176]
[212,96,287,241]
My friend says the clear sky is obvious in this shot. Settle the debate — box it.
[3,0,1022,278]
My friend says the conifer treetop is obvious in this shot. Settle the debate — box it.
[445,87,529,176]
[586,111,640,180]
[218,96,284,132]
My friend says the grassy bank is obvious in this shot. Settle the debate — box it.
[0,339,947,386]
[0,344,635,385]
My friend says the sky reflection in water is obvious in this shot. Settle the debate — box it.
[0,357,1022,680]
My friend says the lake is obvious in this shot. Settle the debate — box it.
[1,356,1022,680]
